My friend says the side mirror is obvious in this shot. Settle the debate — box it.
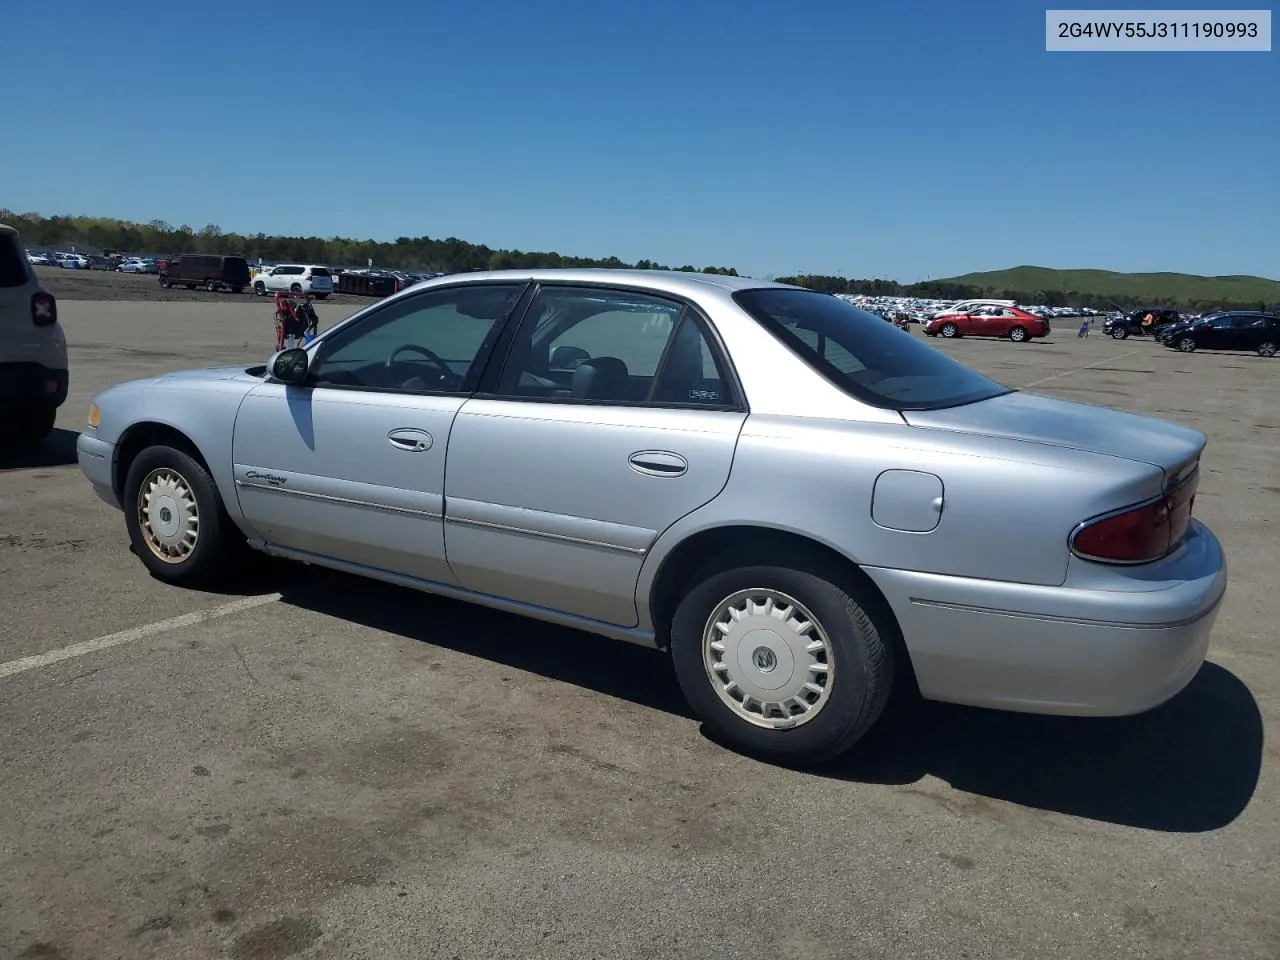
[269,347,310,384]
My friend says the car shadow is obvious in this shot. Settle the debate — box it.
[0,428,81,471]
[274,570,1262,833]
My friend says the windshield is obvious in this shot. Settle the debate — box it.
[734,288,1013,411]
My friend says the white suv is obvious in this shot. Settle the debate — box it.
[252,264,334,298]
[0,223,68,445]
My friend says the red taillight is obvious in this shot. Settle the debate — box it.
[32,291,57,326]
[1070,472,1198,564]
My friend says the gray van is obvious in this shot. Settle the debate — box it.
[159,254,252,293]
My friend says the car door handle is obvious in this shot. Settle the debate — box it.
[628,450,688,477]
[387,428,433,452]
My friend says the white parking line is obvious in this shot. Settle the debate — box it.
[0,593,281,681]
[1022,350,1140,389]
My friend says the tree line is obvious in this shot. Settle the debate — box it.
[1,210,739,277]
[6,210,1271,313]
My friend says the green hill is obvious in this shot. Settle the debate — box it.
[935,266,1280,308]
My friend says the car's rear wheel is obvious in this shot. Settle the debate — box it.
[1177,337,1197,353]
[0,405,56,446]
[1009,325,1028,342]
[290,283,303,294]
[669,553,894,765]
[123,445,242,587]
[1111,326,1128,340]
[940,322,958,338]
[1258,341,1277,358]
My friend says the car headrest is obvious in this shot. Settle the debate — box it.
[571,356,629,400]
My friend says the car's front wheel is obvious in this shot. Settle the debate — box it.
[1111,326,1128,340]
[123,445,243,587]
[670,553,895,765]
[939,323,958,338]
[1177,337,1197,353]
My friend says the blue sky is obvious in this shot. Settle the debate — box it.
[4,0,1277,280]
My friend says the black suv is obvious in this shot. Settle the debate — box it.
[1163,311,1279,357]
[1103,307,1180,340]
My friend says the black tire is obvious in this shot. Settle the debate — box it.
[669,550,895,765]
[940,323,958,338]
[254,281,266,296]
[1111,326,1128,340]
[1258,341,1277,358]
[205,278,217,292]
[122,445,244,587]
[1177,337,1197,353]
[1,405,56,446]
[159,275,171,288]
[313,293,329,299]
[290,283,303,294]
[1009,325,1028,342]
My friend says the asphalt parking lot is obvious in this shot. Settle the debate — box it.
[1,276,1276,960]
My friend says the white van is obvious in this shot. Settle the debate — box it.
[0,223,68,445]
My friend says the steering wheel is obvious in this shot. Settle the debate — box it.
[386,343,456,386]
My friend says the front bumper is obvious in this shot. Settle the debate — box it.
[77,432,120,509]
[0,363,68,408]
[863,519,1228,717]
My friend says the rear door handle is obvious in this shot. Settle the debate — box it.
[628,450,687,477]
[387,428,433,452]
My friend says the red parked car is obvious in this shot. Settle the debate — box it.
[925,305,1051,342]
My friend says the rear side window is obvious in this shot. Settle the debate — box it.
[734,288,1012,411]
[0,236,30,288]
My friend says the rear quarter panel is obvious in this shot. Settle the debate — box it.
[635,414,1164,633]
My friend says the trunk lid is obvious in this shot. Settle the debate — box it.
[904,390,1205,481]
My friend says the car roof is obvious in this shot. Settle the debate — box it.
[417,267,791,299]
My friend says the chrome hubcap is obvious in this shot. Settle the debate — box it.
[138,467,199,563]
[703,589,833,730]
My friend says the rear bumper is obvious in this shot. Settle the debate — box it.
[77,432,120,509]
[864,520,1228,716]
[0,363,68,408]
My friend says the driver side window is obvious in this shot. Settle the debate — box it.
[309,283,524,394]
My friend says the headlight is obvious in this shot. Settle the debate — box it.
[87,402,101,428]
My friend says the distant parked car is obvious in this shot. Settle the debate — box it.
[924,305,1050,342]
[87,255,121,271]
[118,258,157,274]
[1164,311,1279,356]
[930,298,1017,319]
[0,222,67,445]
[77,269,1226,764]
[1104,308,1180,340]
[55,254,88,269]
[252,264,334,298]
[26,251,51,265]
[159,254,252,293]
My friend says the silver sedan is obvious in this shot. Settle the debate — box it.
[77,270,1227,764]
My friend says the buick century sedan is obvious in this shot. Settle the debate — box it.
[77,270,1227,763]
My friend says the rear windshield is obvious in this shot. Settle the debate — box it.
[0,235,30,288]
[310,267,330,277]
[734,288,1012,411]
